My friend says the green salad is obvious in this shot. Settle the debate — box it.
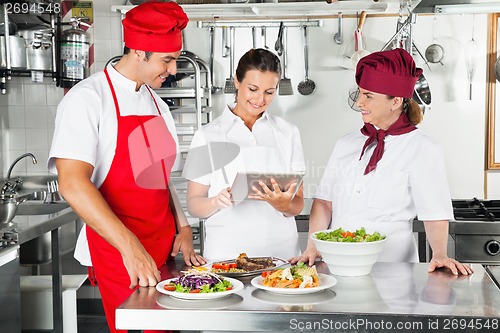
[314,227,386,243]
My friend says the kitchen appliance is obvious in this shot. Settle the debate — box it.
[451,198,500,264]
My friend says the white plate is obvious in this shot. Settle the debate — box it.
[250,273,337,295]
[156,276,244,300]
[251,289,336,306]
[156,294,243,309]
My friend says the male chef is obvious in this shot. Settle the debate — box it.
[48,1,205,332]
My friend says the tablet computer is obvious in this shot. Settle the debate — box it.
[230,171,305,203]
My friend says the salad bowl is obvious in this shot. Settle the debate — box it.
[311,228,387,277]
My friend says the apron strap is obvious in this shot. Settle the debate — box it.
[145,85,162,116]
[104,68,121,119]
[87,266,98,287]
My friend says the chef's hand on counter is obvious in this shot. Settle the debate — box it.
[121,236,162,289]
[171,225,206,267]
[428,255,474,276]
[249,179,304,217]
[424,220,473,276]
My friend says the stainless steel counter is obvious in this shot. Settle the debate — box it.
[117,262,500,332]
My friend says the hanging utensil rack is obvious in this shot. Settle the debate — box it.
[199,20,321,29]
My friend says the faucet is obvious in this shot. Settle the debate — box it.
[2,153,37,195]
[6,153,37,180]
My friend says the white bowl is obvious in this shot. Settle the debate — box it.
[311,230,387,277]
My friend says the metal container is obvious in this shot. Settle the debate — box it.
[0,193,23,226]
[0,35,27,69]
[20,26,53,71]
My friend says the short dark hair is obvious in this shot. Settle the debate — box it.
[235,48,281,83]
[123,46,153,61]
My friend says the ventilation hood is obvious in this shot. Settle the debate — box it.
[413,0,500,14]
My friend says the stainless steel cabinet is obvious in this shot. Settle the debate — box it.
[0,245,21,333]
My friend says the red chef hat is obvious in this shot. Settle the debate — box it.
[355,48,422,98]
[122,1,188,53]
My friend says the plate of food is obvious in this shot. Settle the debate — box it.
[156,268,244,300]
[208,253,289,277]
[250,263,337,295]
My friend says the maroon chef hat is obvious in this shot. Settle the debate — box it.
[355,48,422,98]
[122,1,188,53]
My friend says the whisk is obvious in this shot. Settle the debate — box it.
[465,17,478,101]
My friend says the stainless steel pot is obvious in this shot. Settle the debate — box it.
[19,26,53,71]
[0,193,25,226]
[413,73,431,108]
[0,35,27,69]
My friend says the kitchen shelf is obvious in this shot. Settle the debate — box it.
[111,1,421,20]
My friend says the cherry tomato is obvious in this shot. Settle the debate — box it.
[341,231,355,238]
[221,263,230,270]
[164,284,176,292]
[212,263,223,269]
[229,263,237,269]
[189,289,201,293]
[261,271,271,278]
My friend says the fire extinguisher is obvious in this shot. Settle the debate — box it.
[59,17,90,88]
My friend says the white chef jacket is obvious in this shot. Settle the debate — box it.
[48,64,181,266]
[315,129,453,262]
[184,104,306,260]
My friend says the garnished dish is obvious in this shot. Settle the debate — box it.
[314,227,386,243]
[156,268,244,300]
[209,253,288,277]
[262,262,320,288]
[251,263,337,295]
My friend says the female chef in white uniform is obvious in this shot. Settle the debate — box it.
[184,48,306,261]
[291,49,472,276]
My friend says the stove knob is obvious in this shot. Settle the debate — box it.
[485,240,500,256]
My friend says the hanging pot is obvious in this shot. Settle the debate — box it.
[413,73,431,113]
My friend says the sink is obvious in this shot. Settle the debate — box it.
[16,175,58,195]
[17,190,69,215]
[17,202,69,215]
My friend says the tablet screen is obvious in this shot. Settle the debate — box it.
[230,172,305,203]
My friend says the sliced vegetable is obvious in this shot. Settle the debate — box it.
[315,227,385,243]
[168,269,233,294]
[163,284,176,292]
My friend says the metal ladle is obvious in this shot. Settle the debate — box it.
[297,25,315,96]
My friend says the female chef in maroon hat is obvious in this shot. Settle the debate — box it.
[49,1,205,332]
[292,48,472,276]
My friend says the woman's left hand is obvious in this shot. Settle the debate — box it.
[248,178,297,213]
[428,255,474,276]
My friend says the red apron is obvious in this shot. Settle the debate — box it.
[86,68,176,333]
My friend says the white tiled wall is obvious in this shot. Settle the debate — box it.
[0,0,123,178]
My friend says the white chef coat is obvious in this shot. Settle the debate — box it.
[48,64,182,266]
[315,129,453,262]
[184,104,306,261]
